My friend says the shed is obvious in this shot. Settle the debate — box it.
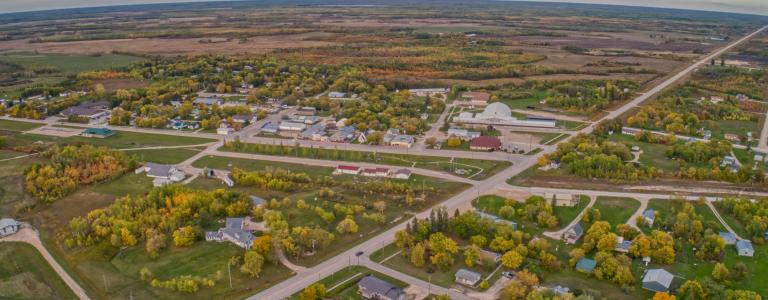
[642,269,674,292]
[455,269,482,286]
[575,258,596,273]
[736,240,754,257]
[643,209,656,225]
[720,232,737,245]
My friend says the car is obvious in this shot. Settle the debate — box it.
[502,271,515,279]
[355,251,364,256]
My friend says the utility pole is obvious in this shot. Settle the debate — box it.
[228,262,232,288]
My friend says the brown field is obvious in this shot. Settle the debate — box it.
[94,78,146,91]
[436,73,658,87]
[0,32,336,55]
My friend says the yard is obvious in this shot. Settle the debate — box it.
[0,119,44,132]
[646,199,724,231]
[12,130,215,149]
[553,195,591,230]
[0,153,45,216]
[288,265,408,300]
[592,197,641,228]
[126,147,204,164]
[0,242,77,299]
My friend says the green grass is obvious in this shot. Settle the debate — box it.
[592,196,641,228]
[92,173,154,197]
[542,268,647,300]
[0,242,78,300]
[126,147,203,164]
[646,199,724,231]
[191,155,334,177]
[471,195,545,235]
[288,265,407,299]
[553,195,590,230]
[607,134,681,172]
[220,143,511,180]
[0,119,44,132]
[712,202,750,239]
[14,131,215,149]
[0,153,44,216]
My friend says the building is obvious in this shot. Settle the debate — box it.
[642,269,674,292]
[330,126,357,142]
[335,165,361,175]
[77,101,110,110]
[724,133,740,143]
[454,102,556,128]
[643,209,656,226]
[290,115,320,125]
[720,232,737,245]
[261,122,279,134]
[205,218,255,250]
[81,127,114,138]
[544,192,578,207]
[217,123,234,135]
[392,168,412,180]
[564,223,584,244]
[409,88,448,98]
[447,128,481,141]
[461,92,491,106]
[361,168,390,177]
[328,92,347,99]
[193,97,224,106]
[383,129,415,148]
[299,124,327,141]
[135,163,186,186]
[357,275,406,300]
[232,114,256,124]
[575,258,596,273]
[279,121,306,131]
[250,196,265,207]
[0,218,21,237]
[736,240,754,257]
[475,210,517,230]
[468,136,502,151]
[60,107,109,121]
[455,269,482,286]
[615,236,631,253]
[296,107,317,116]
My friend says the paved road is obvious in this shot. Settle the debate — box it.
[0,224,91,300]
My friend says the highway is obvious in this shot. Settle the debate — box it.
[245,24,768,300]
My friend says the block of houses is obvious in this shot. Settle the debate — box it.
[135,163,186,186]
[642,269,674,293]
[205,218,255,250]
[361,168,390,177]
[0,218,21,237]
[643,209,656,226]
[469,136,502,151]
[720,231,737,245]
[296,106,317,116]
[460,91,491,106]
[736,240,754,257]
[193,97,223,106]
[455,269,482,286]
[575,257,596,273]
[357,275,406,300]
[392,168,412,180]
[564,223,584,244]
[335,165,361,175]
[81,127,114,138]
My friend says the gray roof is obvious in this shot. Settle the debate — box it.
[232,114,253,121]
[61,107,103,117]
[737,240,754,251]
[358,275,404,299]
[223,218,254,245]
[575,258,596,273]
[193,97,223,105]
[616,240,632,251]
[145,163,174,177]
[0,218,20,228]
[568,223,584,236]
[249,196,265,206]
[643,209,655,220]
[455,269,481,282]
[642,269,674,292]
[720,231,737,243]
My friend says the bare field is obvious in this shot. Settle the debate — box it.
[0,32,336,55]
[93,78,146,91]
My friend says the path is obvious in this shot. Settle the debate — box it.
[0,152,38,162]
[758,109,768,151]
[275,247,307,273]
[0,224,91,300]
[627,196,650,230]
[705,200,745,240]
[542,195,596,240]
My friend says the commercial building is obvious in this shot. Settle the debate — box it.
[454,102,556,128]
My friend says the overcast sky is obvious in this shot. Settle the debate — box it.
[0,0,766,16]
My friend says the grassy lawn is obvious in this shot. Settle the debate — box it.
[646,199,724,231]
[0,242,78,299]
[712,202,750,239]
[219,143,511,180]
[0,119,44,132]
[607,134,681,172]
[592,197,641,228]
[93,173,154,197]
[0,153,45,216]
[191,155,334,177]
[553,195,590,230]
[542,268,647,300]
[14,131,214,149]
[288,265,407,300]
[126,147,203,164]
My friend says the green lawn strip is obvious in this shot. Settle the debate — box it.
[0,242,78,299]
[541,268,647,300]
[712,202,750,238]
[733,148,754,166]
[14,130,214,149]
[0,119,44,132]
[0,52,143,75]
[525,148,543,155]
[592,197,641,228]
[191,155,335,177]
[127,148,203,164]
[93,173,154,197]
[552,195,590,230]
[288,265,407,299]
[218,143,511,180]
[543,133,571,145]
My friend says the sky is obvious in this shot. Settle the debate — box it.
[0,0,766,16]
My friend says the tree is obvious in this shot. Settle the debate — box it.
[501,250,524,269]
[373,201,387,213]
[139,267,153,282]
[145,230,167,258]
[336,216,359,234]
[732,262,747,281]
[470,235,487,247]
[300,283,327,300]
[582,221,611,252]
[596,233,618,252]
[446,136,462,147]
[724,289,761,300]
[677,280,706,300]
[652,292,676,300]
[464,244,480,267]
[173,226,196,247]
[410,242,426,267]
[426,137,437,148]
[712,263,730,282]
[252,235,272,257]
[240,250,264,277]
[428,232,458,270]
[568,248,585,267]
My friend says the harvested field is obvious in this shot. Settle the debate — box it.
[93,78,146,91]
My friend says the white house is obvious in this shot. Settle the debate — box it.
[135,163,186,186]
[392,169,412,180]
[564,223,584,244]
[643,209,656,226]
[736,240,754,257]
[0,218,21,237]
[205,218,255,250]
[455,269,482,286]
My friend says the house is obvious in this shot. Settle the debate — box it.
[454,102,556,128]
[60,107,108,121]
[136,163,186,185]
[328,92,347,99]
[703,130,712,140]
[642,269,674,292]
[299,124,327,141]
[643,209,656,226]
[447,128,481,141]
[469,136,502,151]
[564,223,584,244]
[392,169,412,180]
[279,121,306,131]
[736,240,754,257]
[250,196,265,207]
[0,218,21,237]
[335,165,361,175]
[205,218,255,250]
[330,126,357,142]
[575,258,596,273]
[296,106,317,116]
[383,129,415,148]
[81,127,114,138]
[357,275,406,300]
[721,156,737,168]
[217,123,234,135]
[461,91,491,106]
[615,236,631,253]
[290,115,320,125]
[724,133,740,143]
[455,269,482,286]
[478,249,501,265]
[545,192,578,207]
[193,97,223,106]
[409,88,448,98]
[232,114,256,124]
[720,232,737,245]
[361,168,390,177]
[552,286,571,296]
[170,120,199,130]
[261,122,279,134]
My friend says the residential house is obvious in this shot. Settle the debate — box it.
[455,269,482,286]
[330,126,357,142]
[205,218,255,250]
[81,127,114,138]
[469,136,502,151]
[642,269,674,292]
[361,168,390,177]
[335,165,361,175]
[261,122,279,134]
[217,123,234,135]
[357,275,406,300]
[564,223,584,244]
[615,236,631,253]
[392,169,412,180]
[720,232,737,245]
[279,121,306,131]
[296,107,317,116]
[232,114,256,124]
[575,258,596,273]
[135,163,186,186]
[193,97,224,106]
[643,209,656,226]
[461,91,491,106]
[447,128,481,141]
[0,218,21,237]
[737,240,754,257]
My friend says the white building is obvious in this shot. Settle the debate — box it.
[454,102,556,128]
[0,218,21,237]
[409,88,448,97]
[135,163,186,186]
[279,121,306,131]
